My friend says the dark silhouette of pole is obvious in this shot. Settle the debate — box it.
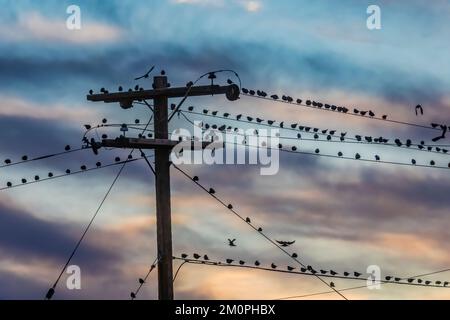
[153,75,174,300]
[87,71,239,300]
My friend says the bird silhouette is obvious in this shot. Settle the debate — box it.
[330,282,335,288]
[271,263,277,269]
[385,276,392,281]
[84,124,91,130]
[276,240,295,247]
[21,179,27,184]
[425,280,431,285]
[227,204,233,209]
[360,111,367,116]
[193,253,201,259]
[407,278,414,283]
[48,172,53,177]
[301,267,307,272]
[242,88,249,94]
[130,292,136,299]
[354,272,361,277]
[226,259,234,264]
[257,227,263,232]
[287,266,295,271]
[249,90,255,95]
[138,278,145,284]
[134,66,155,80]
[228,239,237,247]
[344,272,350,276]
[415,104,424,116]
[6,182,12,187]
[320,270,328,274]
[292,253,298,258]
[375,155,380,161]
[369,110,375,117]
[245,217,251,223]
[239,260,245,265]
[254,261,260,266]
[204,255,209,261]
[181,253,188,258]
[330,270,338,275]
[271,95,279,100]
[395,277,401,282]
[209,188,215,194]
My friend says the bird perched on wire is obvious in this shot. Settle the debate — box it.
[130,292,136,299]
[271,263,277,269]
[239,260,245,265]
[181,253,188,259]
[245,217,251,223]
[138,278,145,284]
[276,240,295,247]
[254,261,260,266]
[287,266,295,271]
[415,104,424,116]
[228,239,237,247]
[226,259,234,264]
[134,66,155,80]
[193,253,201,259]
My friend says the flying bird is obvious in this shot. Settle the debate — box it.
[276,240,295,247]
[134,66,155,80]
[228,239,237,247]
[415,104,424,116]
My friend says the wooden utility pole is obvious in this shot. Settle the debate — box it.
[87,71,239,300]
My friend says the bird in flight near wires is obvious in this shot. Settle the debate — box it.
[276,240,295,247]
[134,66,155,80]
[228,239,237,247]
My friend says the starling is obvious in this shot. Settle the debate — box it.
[96,162,101,167]
[209,188,215,194]
[239,260,245,265]
[6,182,12,187]
[271,263,277,269]
[48,172,53,177]
[255,261,260,266]
[292,253,298,258]
[330,282,335,288]
[181,254,188,258]
[257,227,263,232]
[193,176,199,182]
[193,253,201,259]
[271,95,279,100]
[84,124,91,130]
[369,110,375,117]
[21,179,27,184]
[228,239,237,247]
[66,169,71,174]
[138,278,145,284]
[330,270,338,275]
[130,292,136,299]
[89,89,93,95]
[320,270,328,274]
[80,165,87,170]
[245,217,251,223]
[242,88,249,94]
[385,276,392,281]
[354,272,361,277]
[226,259,234,264]
[344,272,350,276]
[287,266,295,271]
[204,255,209,261]
[22,155,28,161]
[227,204,233,209]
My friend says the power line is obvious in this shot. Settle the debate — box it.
[241,90,444,132]
[171,164,348,300]
[173,256,450,290]
[0,146,90,170]
[46,114,155,300]
[0,156,150,191]
[178,107,450,154]
[130,257,159,300]
[275,267,450,300]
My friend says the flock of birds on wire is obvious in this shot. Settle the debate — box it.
[174,253,450,287]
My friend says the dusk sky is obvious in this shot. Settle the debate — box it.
[1,0,450,300]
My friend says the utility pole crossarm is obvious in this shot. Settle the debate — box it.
[86,84,240,103]
[101,137,223,150]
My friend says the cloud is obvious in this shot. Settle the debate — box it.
[240,1,262,12]
[0,11,122,44]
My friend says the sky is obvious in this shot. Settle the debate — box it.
[0,0,450,300]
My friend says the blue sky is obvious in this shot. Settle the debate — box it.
[0,0,450,299]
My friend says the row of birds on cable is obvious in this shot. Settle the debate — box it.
[240,88,389,120]
[2,155,135,188]
[178,254,450,286]
[2,145,73,167]
[183,107,450,155]
[183,126,450,168]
